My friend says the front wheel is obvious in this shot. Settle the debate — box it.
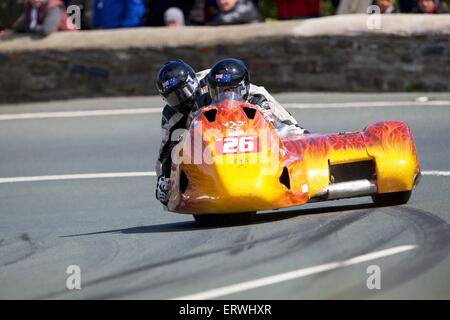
[193,212,256,226]
[372,191,411,207]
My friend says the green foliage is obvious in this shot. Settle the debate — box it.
[404,83,419,92]
[258,0,277,19]
[321,0,336,16]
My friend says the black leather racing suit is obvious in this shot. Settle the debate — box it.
[156,77,211,179]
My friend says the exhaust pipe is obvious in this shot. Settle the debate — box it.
[413,171,421,188]
[313,179,377,201]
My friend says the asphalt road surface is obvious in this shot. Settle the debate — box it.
[1,93,449,299]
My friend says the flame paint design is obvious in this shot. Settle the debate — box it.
[167,101,420,214]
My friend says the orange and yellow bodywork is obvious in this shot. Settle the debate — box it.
[166,100,420,215]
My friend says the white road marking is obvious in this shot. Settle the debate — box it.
[0,100,449,120]
[0,108,162,121]
[284,100,450,109]
[172,245,416,300]
[0,172,156,184]
[422,171,450,176]
[0,170,447,184]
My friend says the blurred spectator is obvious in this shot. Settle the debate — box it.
[164,7,185,27]
[208,0,262,25]
[276,0,320,19]
[413,0,449,13]
[189,0,206,25]
[3,0,77,37]
[145,0,194,26]
[397,0,417,12]
[376,0,397,13]
[205,0,219,22]
[92,0,145,29]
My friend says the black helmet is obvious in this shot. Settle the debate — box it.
[207,58,250,102]
[156,59,199,111]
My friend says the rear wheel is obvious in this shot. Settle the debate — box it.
[193,212,256,226]
[372,191,411,207]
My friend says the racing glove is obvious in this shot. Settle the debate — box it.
[156,175,170,205]
[259,101,275,124]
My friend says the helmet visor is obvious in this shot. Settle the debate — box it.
[210,84,248,103]
[162,84,196,109]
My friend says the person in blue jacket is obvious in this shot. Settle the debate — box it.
[92,0,145,29]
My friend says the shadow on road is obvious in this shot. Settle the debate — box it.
[61,202,375,238]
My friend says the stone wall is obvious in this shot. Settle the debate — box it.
[0,14,449,104]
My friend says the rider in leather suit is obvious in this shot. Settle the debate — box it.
[155,58,306,205]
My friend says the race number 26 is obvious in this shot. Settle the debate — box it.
[216,136,259,155]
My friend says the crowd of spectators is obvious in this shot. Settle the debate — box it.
[0,0,448,37]
[376,0,449,13]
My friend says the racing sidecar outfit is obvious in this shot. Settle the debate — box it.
[156,70,307,204]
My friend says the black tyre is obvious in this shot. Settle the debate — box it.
[372,191,411,207]
[193,212,256,226]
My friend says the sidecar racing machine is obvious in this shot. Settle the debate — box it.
[164,94,421,224]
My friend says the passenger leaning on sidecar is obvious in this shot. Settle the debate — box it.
[206,58,307,135]
[155,58,307,205]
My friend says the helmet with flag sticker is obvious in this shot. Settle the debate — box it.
[156,59,199,111]
[207,58,250,102]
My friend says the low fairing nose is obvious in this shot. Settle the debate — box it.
[168,99,308,213]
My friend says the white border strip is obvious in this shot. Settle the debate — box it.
[172,245,416,300]
[0,100,449,121]
[0,172,156,184]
